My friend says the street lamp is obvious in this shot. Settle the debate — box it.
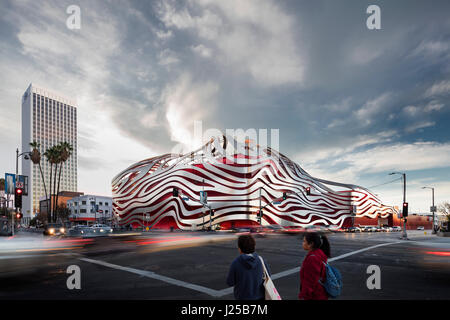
[12,148,32,236]
[422,186,436,234]
[389,172,408,240]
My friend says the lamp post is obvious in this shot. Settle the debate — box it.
[422,186,436,234]
[389,172,408,240]
[13,148,31,235]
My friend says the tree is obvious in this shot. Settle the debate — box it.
[44,146,58,223]
[55,203,70,224]
[34,210,47,228]
[55,142,73,221]
[437,202,450,232]
[29,141,48,219]
[437,201,450,215]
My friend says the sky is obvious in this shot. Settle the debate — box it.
[0,0,449,213]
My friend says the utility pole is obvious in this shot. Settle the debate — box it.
[432,187,435,233]
[422,186,436,234]
[402,173,408,240]
[389,172,408,240]
[259,187,262,226]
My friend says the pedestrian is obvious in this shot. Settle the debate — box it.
[299,232,331,300]
[226,234,271,300]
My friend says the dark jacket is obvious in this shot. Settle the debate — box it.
[299,248,328,300]
[226,252,271,300]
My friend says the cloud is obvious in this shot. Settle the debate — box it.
[191,44,213,58]
[410,40,450,59]
[156,0,306,86]
[424,100,445,112]
[162,73,219,150]
[425,80,450,97]
[338,142,450,174]
[355,93,393,122]
[297,130,398,167]
[403,105,420,117]
[158,48,180,66]
[405,121,435,133]
[351,45,384,65]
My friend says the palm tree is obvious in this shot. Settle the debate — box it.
[55,142,73,222]
[44,147,58,223]
[29,141,48,218]
[52,144,64,222]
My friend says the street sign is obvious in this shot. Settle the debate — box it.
[273,201,281,205]
[17,175,28,196]
[430,206,437,212]
[4,173,15,195]
[182,197,189,201]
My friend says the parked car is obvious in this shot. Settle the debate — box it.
[68,225,93,236]
[347,227,361,233]
[392,226,402,232]
[43,223,66,236]
[328,225,344,232]
[363,226,377,232]
[92,224,113,234]
[417,226,424,231]
[304,225,321,232]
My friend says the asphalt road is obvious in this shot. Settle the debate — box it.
[0,230,449,300]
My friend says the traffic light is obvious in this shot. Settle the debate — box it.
[16,212,23,220]
[306,187,311,196]
[402,202,408,217]
[14,188,23,209]
[172,187,179,197]
[283,192,287,200]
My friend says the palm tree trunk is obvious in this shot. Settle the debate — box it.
[38,163,48,220]
[55,162,63,223]
[48,164,52,223]
[53,163,58,223]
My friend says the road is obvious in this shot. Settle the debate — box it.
[0,230,449,300]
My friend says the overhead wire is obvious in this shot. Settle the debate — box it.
[368,177,402,189]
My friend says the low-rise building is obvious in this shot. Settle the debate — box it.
[67,195,113,225]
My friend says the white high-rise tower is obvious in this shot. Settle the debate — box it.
[21,84,78,220]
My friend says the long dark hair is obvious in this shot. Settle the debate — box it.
[304,232,331,258]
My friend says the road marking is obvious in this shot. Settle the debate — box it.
[79,257,223,297]
[269,241,402,281]
[80,240,402,298]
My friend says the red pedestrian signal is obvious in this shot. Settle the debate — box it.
[306,187,311,195]
[16,212,23,219]
[402,202,408,217]
[15,188,23,209]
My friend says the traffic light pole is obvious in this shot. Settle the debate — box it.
[432,188,435,234]
[259,188,262,226]
[402,173,408,240]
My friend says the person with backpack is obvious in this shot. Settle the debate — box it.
[226,234,271,300]
[299,232,331,300]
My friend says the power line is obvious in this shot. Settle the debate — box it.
[368,177,402,189]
